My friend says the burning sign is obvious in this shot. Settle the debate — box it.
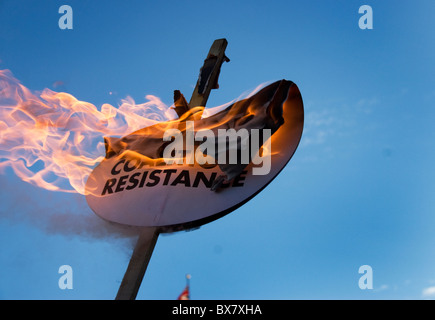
[0,39,303,232]
[85,80,304,230]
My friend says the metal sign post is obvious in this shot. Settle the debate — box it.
[114,39,230,300]
[115,227,159,300]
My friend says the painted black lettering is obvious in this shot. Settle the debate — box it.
[126,172,141,190]
[146,170,162,187]
[162,169,177,185]
[101,178,116,195]
[115,175,129,192]
[232,170,247,187]
[139,171,149,188]
[111,159,125,175]
[192,171,217,188]
[171,170,191,187]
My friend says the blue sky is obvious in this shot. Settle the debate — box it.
[1,0,435,299]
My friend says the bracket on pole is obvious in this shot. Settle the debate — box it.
[189,38,230,109]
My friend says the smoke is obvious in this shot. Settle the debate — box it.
[0,173,140,249]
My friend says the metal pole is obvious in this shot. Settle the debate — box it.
[115,227,160,300]
[114,39,229,300]
[189,38,229,108]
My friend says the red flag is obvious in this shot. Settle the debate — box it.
[177,286,190,300]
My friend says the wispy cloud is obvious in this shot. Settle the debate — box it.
[374,284,389,292]
[355,97,379,114]
[422,286,435,298]
[301,109,338,147]
[300,96,380,149]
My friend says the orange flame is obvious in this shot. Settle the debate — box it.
[1,69,281,196]
[0,69,175,194]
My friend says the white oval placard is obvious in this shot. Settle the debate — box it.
[85,80,304,230]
